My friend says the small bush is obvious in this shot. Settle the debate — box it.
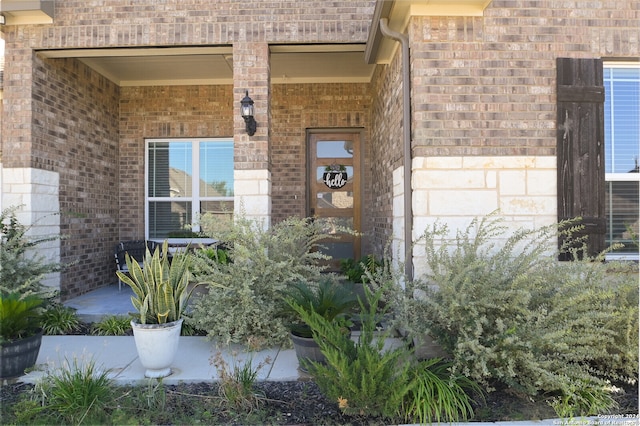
[190,214,340,349]
[91,315,132,336]
[291,285,478,423]
[41,304,80,335]
[0,205,65,299]
[33,356,113,424]
[339,254,381,284]
[211,351,269,414]
[405,214,638,417]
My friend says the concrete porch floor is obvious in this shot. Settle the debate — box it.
[64,284,135,322]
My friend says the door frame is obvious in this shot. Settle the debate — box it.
[306,128,364,262]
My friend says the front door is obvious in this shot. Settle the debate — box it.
[308,131,361,270]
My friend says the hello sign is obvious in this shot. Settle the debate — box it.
[323,165,348,189]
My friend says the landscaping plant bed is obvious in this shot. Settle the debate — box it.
[1,377,637,424]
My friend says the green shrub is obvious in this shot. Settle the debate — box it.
[211,351,269,414]
[0,293,43,342]
[41,304,80,335]
[339,254,381,284]
[291,285,478,423]
[91,315,132,336]
[0,205,65,299]
[33,356,113,424]
[283,277,357,338]
[405,214,638,417]
[190,214,338,349]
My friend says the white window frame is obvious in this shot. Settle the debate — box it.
[145,137,234,240]
[603,62,639,261]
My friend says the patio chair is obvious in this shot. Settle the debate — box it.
[114,240,158,291]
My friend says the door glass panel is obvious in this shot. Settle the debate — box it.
[318,218,354,234]
[318,242,354,259]
[317,192,354,209]
[317,141,354,158]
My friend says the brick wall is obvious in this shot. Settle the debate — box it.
[368,51,404,256]
[17,1,375,49]
[409,1,639,157]
[32,56,120,298]
[270,83,372,251]
[119,85,235,239]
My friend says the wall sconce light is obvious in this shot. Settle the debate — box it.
[240,90,256,136]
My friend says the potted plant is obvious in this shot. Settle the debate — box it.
[116,240,198,378]
[284,278,357,372]
[0,206,65,379]
[0,293,44,378]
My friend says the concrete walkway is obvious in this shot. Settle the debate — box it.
[21,284,302,385]
[22,335,301,385]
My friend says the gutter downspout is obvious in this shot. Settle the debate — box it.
[379,18,413,281]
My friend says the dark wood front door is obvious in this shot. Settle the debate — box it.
[308,131,361,269]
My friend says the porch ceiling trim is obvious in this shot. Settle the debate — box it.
[365,0,492,65]
[36,44,374,86]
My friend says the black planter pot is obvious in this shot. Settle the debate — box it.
[290,332,325,373]
[0,330,43,379]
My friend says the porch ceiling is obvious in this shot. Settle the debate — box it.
[37,44,375,86]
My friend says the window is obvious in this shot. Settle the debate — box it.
[146,138,234,239]
[604,63,639,257]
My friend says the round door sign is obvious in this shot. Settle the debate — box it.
[323,166,348,189]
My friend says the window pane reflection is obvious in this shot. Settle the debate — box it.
[149,201,192,239]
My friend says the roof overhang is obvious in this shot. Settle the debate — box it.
[37,44,375,86]
[365,0,492,64]
[0,0,54,25]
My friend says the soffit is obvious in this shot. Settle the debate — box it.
[0,0,54,25]
[37,44,375,86]
[366,0,492,64]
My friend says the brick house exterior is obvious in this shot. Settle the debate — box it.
[0,1,638,298]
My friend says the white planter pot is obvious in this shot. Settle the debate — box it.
[131,319,183,378]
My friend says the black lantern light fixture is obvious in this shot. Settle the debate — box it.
[240,90,257,136]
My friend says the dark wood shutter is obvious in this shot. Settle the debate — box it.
[556,57,605,259]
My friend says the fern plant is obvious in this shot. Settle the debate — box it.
[116,241,200,324]
[290,285,477,422]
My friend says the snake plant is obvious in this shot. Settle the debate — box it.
[116,240,195,325]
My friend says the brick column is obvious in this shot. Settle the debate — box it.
[233,42,271,226]
[1,40,61,291]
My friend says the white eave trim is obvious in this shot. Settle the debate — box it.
[0,0,54,25]
[366,0,492,65]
